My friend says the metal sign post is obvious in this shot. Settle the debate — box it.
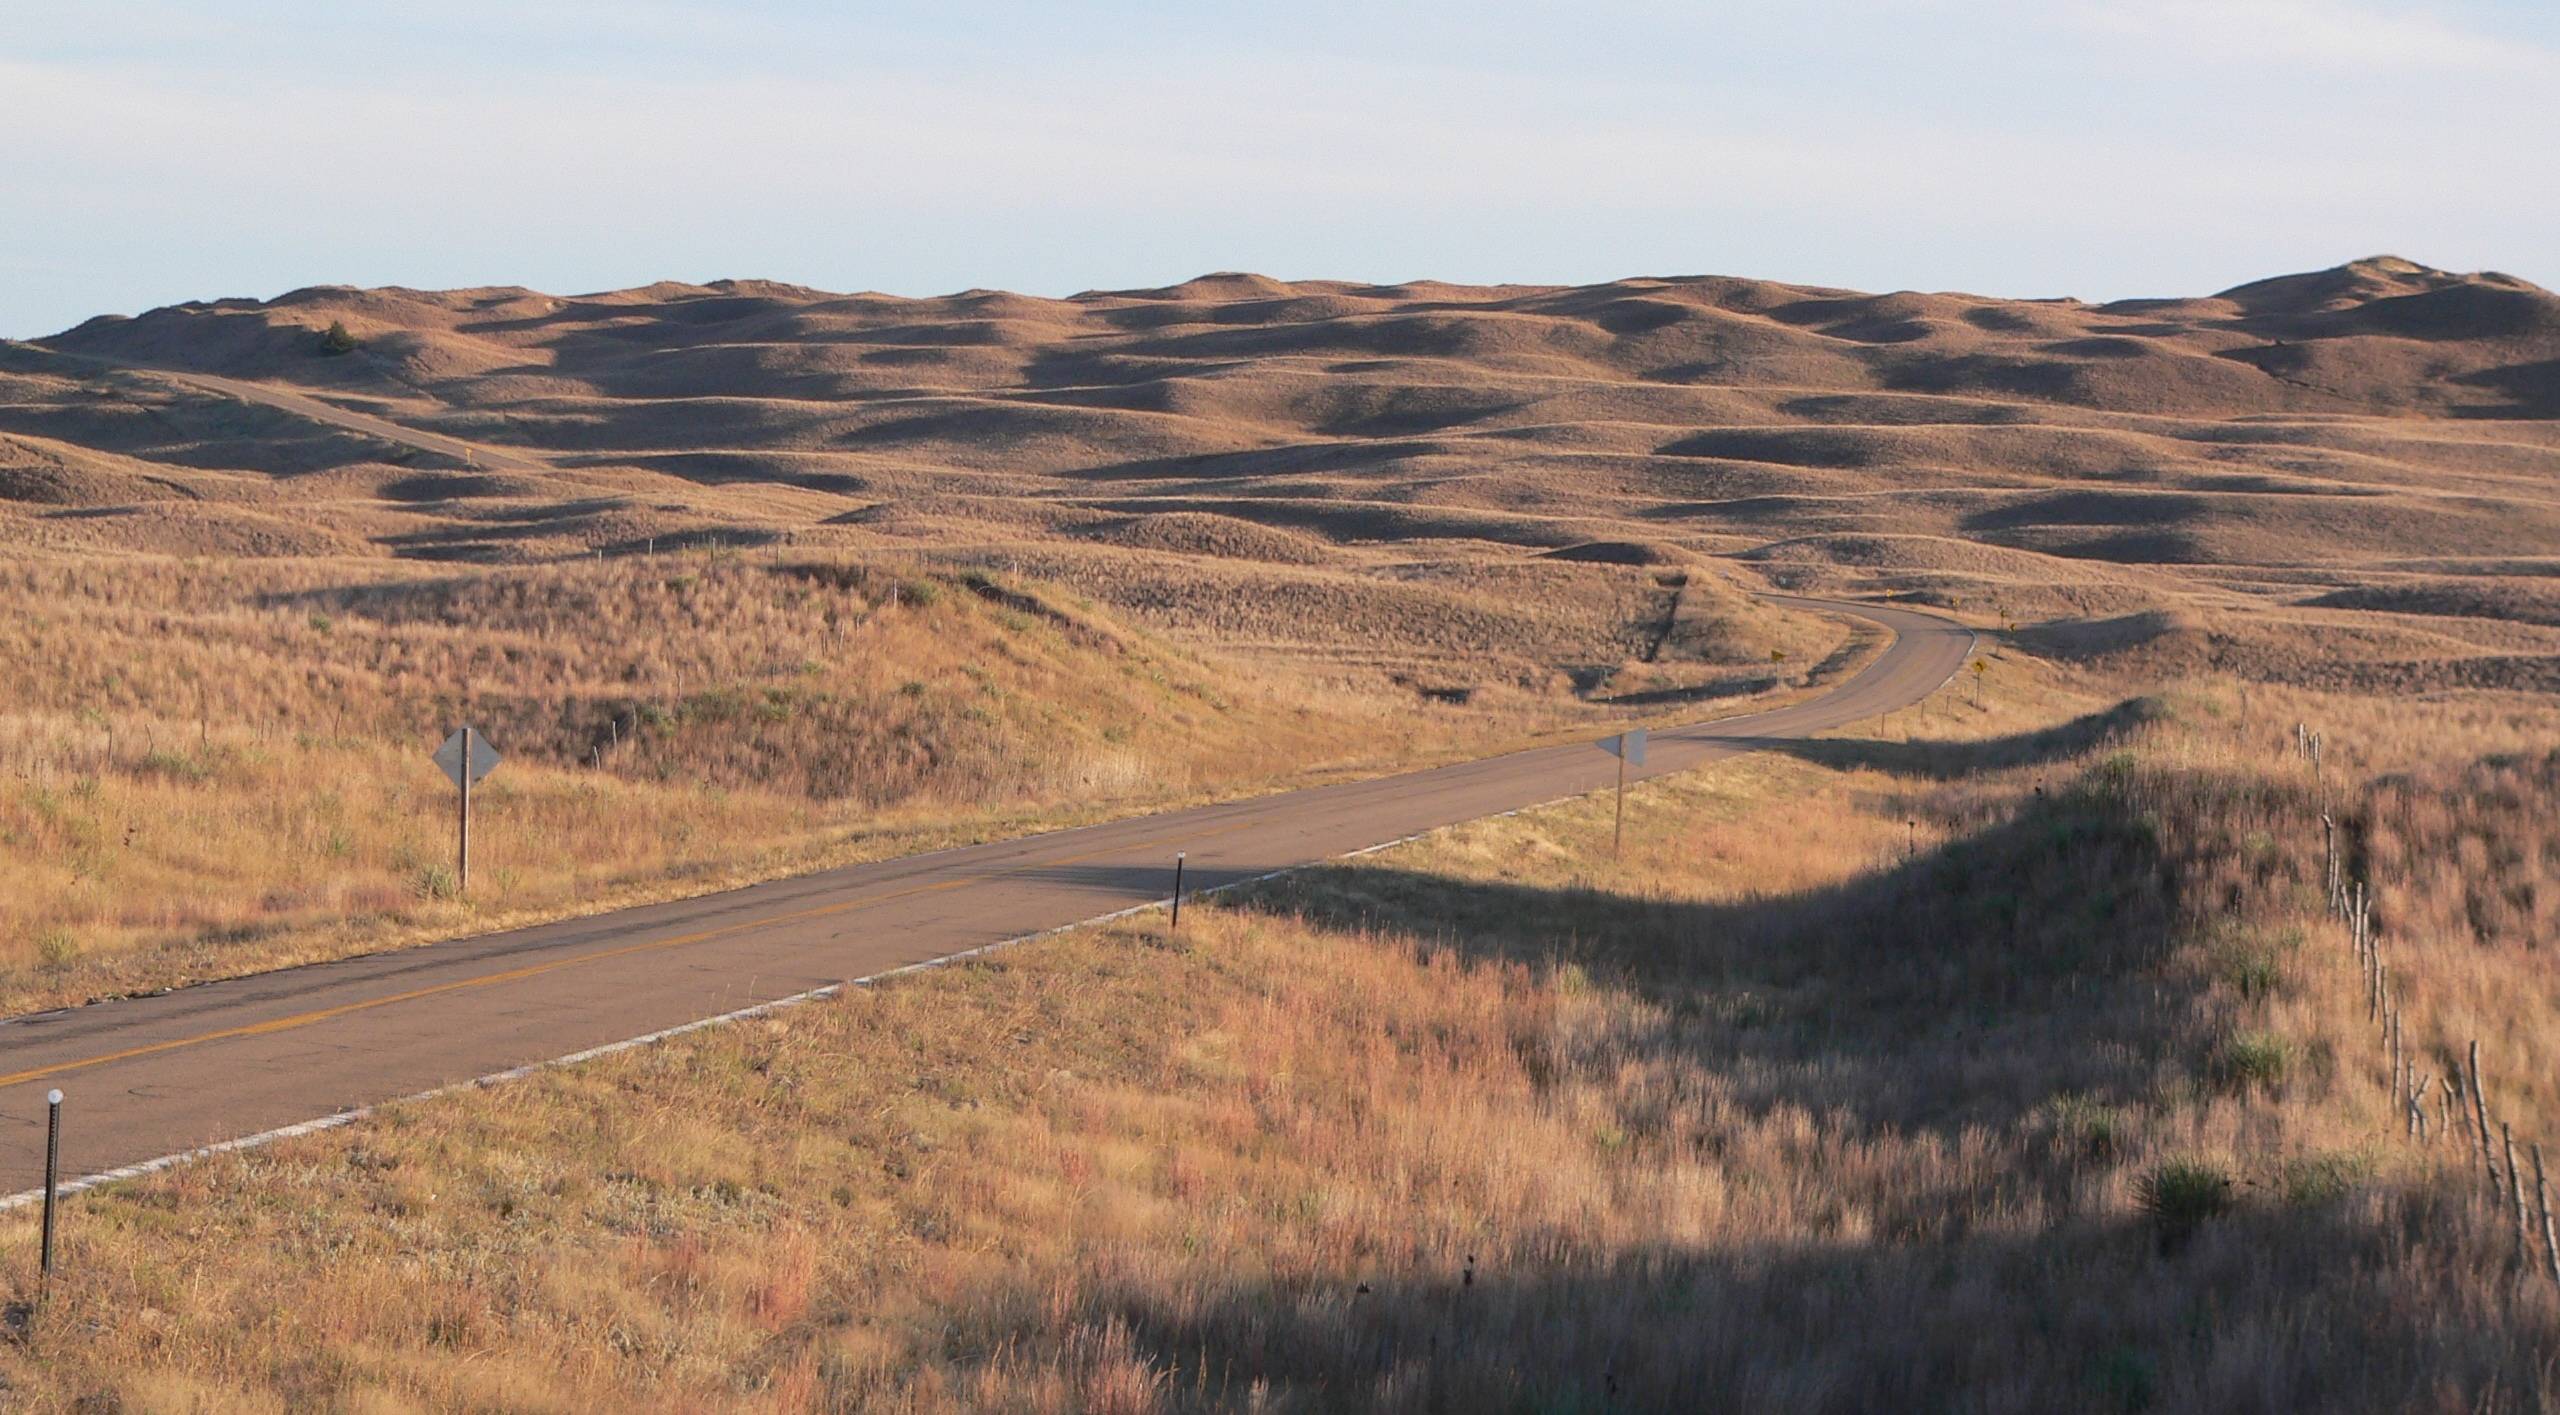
[40,1088,61,1282]
[1600,728,1647,856]
[432,726,503,895]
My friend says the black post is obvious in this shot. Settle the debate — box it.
[40,1089,61,1281]
[457,726,473,896]
[1171,852,1186,930]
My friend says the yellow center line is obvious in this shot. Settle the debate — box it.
[0,817,1262,1090]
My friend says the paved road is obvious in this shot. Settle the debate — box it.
[0,597,1971,1196]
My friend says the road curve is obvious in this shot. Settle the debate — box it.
[0,597,1973,1195]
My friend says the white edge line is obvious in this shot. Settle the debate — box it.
[0,827,1453,1210]
[0,604,1962,1211]
[0,790,1646,1210]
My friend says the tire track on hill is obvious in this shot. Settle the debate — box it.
[15,345,548,473]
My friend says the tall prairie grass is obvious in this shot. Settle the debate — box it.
[0,551,1628,1012]
[0,549,1845,1013]
[5,667,2557,1409]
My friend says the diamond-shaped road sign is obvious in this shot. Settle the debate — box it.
[1601,727,1647,767]
[432,727,502,789]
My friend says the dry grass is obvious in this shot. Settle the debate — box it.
[11,259,2560,716]
[1,258,2557,1409]
[4,658,2557,1410]
[0,548,1845,1013]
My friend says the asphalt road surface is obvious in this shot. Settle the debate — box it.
[0,596,1972,1197]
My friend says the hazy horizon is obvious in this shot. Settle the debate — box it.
[9,0,2557,338]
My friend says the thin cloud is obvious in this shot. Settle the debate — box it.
[2063,0,2556,73]
[3,3,2554,334]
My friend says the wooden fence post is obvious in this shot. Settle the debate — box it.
[2508,1123,2531,1254]
[2536,1145,2560,1289]
[2389,1008,2403,1104]
[2321,811,2341,913]
[2470,1042,2498,1189]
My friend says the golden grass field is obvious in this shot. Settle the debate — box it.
[1,257,2558,1408]
[4,256,2555,1005]
[0,550,1852,1013]
[4,655,2559,1410]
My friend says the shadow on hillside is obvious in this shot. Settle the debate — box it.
[1590,673,1783,709]
[906,768,2521,1411]
[1203,777,2185,1149]
[2450,357,2560,420]
[1765,697,2165,780]
[916,1192,2507,1413]
[1058,440,1446,485]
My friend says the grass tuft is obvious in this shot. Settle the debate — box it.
[2213,1030,2292,1093]
[411,864,460,902]
[2134,1158,2235,1239]
[2278,1151,2373,1208]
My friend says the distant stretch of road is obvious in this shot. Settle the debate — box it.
[0,595,1972,1198]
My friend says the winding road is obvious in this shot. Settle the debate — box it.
[0,595,1972,1201]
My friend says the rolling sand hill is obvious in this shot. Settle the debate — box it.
[4,255,2558,698]
[5,265,2560,1409]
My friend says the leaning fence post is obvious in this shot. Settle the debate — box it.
[2321,813,2336,898]
[2536,1145,2560,1289]
[2508,1123,2532,1254]
[2389,1008,2403,1102]
[2471,1042,2498,1188]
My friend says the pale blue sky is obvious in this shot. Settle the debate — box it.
[6,0,2556,336]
